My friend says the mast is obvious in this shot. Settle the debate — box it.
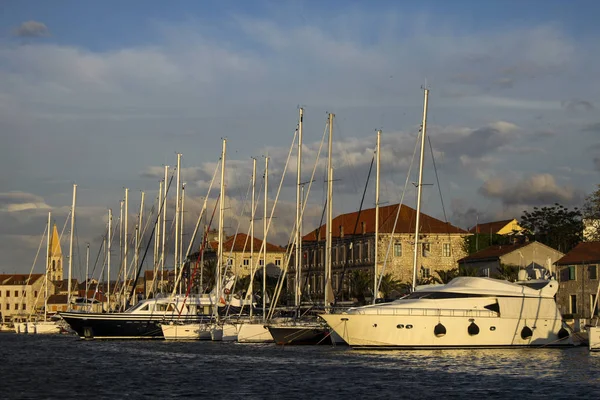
[124,187,129,309]
[161,166,168,291]
[295,108,303,307]
[67,183,77,309]
[136,191,145,275]
[411,88,429,292]
[107,208,112,311]
[155,181,162,279]
[263,155,269,321]
[217,140,226,313]
[175,153,182,294]
[250,157,256,317]
[373,130,381,304]
[179,183,185,294]
[45,211,51,321]
[324,113,334,310]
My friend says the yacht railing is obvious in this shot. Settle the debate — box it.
[351,308,498,318]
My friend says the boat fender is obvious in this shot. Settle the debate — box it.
[558,327,569,340]
[468,322,480,336]
[434,323,446,337]
[521,326,533,340]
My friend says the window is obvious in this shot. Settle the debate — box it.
[259,259,264,266]
[421,267,431,278]
[6,304,9,310]
[6,291,9,297]
[22,304,26,311]
[243,259,249,266]
[589,265,598,280]
[275,259,281,266]
[0,304,2,310]
[22,291,26,298]
[319,275,324,293]
[14,291,18,297]
[570,294,577,314]
[422,243,431,257]
[443,243,451,257]
[569,266,576,280]
[34,291,37,298]
[394,242,402,257]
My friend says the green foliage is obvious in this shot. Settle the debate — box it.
[492,264,520,282]
[583,185,600,241]
[462,233,513,255]
[433,268,459,284]
[378,273,406,298]
[520,203,583,253]
[349,270,372,305]
[459,265,479,277]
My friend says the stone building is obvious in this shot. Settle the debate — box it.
[0,274,54,323]
[555,241,600,319]
[288,203,470,303]
[458,241,564,278]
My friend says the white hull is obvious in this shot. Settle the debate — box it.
[589,326,600,351]
[161,323,212,340]
[321,312,569,348]
[14,322,28,334]
[322,277,573,349]
[29,321,62,335]
[237,322,273,343]
[222,323,238,342]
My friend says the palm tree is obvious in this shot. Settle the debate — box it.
[493,264,520,282]
[349,270,372,305]
[378,273,406,299]
[433,268,459,284]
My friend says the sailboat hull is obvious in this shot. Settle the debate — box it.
[237,322,273,343]
[267,324,332,345]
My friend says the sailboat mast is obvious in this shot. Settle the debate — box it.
[161,166,168,291]
[67,184,77,309]
[155,181,162,279]
[107,208,112,311]
[136,191,145,277]
[373,130,381,303]
[250,157,256,317]
[295,108,303,307]
[124,187,129,308]
[325,113,334,309]
[45,211,51,321]
[175,153,182,294]
[217,140,226,309]
[179,183,185,294]
[411,88,429,292]
[263,155,269,321]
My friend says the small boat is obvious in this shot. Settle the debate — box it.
[160,320,212,340]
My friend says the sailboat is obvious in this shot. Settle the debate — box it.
[267,112,339,345]
[320,88,574,349]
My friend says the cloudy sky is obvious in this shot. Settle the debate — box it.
[1,0,599,277]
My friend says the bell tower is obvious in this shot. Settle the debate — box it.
[48,223,64,281]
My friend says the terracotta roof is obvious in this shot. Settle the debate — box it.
[458,242,530,263]
[468,219,516,234]
[555,241,600,265]
[303,203,468,242]
[0,274,44,285]
[208,233,286,253]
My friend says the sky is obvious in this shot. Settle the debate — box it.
[1,0,599,277]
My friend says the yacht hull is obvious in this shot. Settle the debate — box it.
[60,312,204,339]
[237,322,273,343]
[161,323,212,340]
[321,313,572,349]
[267,325,332,345]
[589,326,600,351]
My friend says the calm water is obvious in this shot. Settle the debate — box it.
[2,333,600,399]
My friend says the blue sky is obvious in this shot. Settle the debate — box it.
[1,0,599,275]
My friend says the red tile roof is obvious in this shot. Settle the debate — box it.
[468,219,516,234]
[0,274,44,285]
[458,242,530,263]
[208,233,286,253]
[303,203,468,241]
[555,241,600,265]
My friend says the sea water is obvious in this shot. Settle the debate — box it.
[1,334,599,399]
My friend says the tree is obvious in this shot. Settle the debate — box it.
[349,270,372,305]
[434,268,459,284]
[462,233,513,255]
[520,203,583,253]
[492,264,520,282]
[378,273,406,299]
[583,184,600,241]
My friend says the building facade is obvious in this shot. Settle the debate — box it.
[0,274,54,323]
[288,204,470,303]
[555,241,600,319]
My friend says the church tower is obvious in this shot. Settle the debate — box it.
[48,223,64,281]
